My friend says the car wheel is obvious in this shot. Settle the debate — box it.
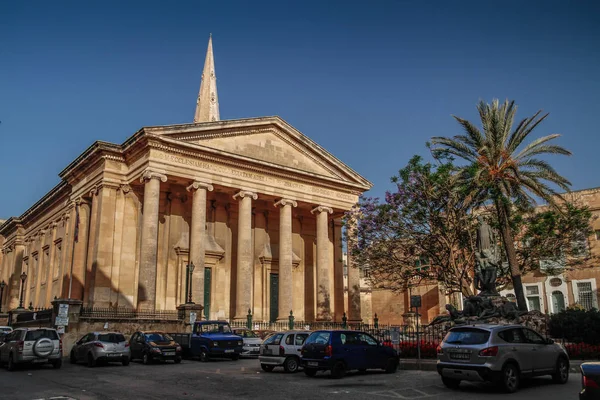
[385,357,398,374]
[552,357,569,384]
[122,357,130,366]
[142,353,151,365]
[330,361,346,379]
[174,357,182,364]
[51,359,62,369]
[499,363,520,393]
[199,350,209,362]
[70,351,77,364]
[304,368,317,377]
[283,357,299,373]
[87,353,96,368]
[261,364,275,372]
[441,377,461,389]
[7,354,16,372]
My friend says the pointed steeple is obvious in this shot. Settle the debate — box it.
[194,34,220,123]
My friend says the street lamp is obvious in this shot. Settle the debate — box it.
[0,280,6,313]
[186,262,196,304]
[18,271,27,309]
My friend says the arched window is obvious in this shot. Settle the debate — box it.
[552,291,565,313]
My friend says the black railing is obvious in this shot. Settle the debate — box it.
[80,307,180,321]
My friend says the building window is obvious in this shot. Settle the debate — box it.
[577,281,594,311]
[525,285,541,311]
[552,291,566,313]
[42,246,50,284]
[53,240,62,280]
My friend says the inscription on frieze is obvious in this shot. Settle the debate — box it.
[153,151,356,202]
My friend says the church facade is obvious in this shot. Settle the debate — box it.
[0,36,371,323]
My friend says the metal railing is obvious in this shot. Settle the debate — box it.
[80,307,180,321]
[15,308,53,323]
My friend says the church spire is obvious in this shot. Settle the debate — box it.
[194,34,220,123]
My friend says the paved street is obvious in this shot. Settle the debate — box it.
[0,358,580,400]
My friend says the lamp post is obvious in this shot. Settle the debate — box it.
[18,271,27,309]
[186,262,195,304]
[0,280,6,313]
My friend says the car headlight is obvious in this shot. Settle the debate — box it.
[176,346,182,352]
[212,342,218,347]
[151,347,161,353]
[238,341,243,346]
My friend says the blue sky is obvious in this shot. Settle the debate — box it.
[1,1,599,219]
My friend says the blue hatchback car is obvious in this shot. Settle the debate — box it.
[300,330,399,378]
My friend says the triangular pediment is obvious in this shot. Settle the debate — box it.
[148,117,372,189]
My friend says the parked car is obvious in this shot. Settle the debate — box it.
[259,330,311,373]
[70,331,130,367]
[129,331,182,364]
[580,362,600,399]
[170,320,243,362]
[0,327,62,371]
[232,328,263,357]
[255,330,276,340]
[0,326,12,333]
[300,330,399,378]
[436,324,569,393]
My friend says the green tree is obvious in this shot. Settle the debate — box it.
[431,99,571,311]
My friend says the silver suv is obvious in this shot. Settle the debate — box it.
[0,327,62,371]
[437,324,569,393]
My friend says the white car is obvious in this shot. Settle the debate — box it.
[0,326,12,333]
[259,330,311,373]
[232,328,263,357]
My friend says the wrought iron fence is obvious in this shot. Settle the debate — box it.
[80,307,180,321]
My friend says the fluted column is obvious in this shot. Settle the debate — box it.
[274,198,297,321]
[311,205,333,321]
[186,181,214,305]
[233,190,257,319]
[138,169,167,310]
[346,215,362,322]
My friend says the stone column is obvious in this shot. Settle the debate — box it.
[186,181,214,305]
[274,198,297,321]
[346,216,362,322]
[137,169,167,310]
[233,190,257,320]
[311,205,333,321]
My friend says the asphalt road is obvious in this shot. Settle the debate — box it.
[0,357,581,400]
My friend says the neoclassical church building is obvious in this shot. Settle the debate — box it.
[0,36,371,323]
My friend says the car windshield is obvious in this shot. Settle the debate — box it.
[238,330,258,338]
[444,328,490,345]
[305,332,331,345]
[144,333,172,342]
[98,333,126,343]
[25,329,58,341]
[199,323,232,334]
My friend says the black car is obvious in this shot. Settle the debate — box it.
[580,362,600,399]
[301,330,399,378]
[129,331,182,364]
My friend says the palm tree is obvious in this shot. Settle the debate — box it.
[431,99,571,311]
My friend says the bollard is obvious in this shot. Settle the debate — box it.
[342,311,347,329]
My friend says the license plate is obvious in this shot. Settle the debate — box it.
[224,349,234,353]
[164,352,175,356]
[450,353,470,360]
[307,362,318,367]
[108,353,120,357]
[33,359,48,363]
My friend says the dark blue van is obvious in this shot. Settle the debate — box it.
[300,330,399,378]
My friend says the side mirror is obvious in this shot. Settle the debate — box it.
[546,338,555,345]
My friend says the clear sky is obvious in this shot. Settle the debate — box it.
[1,0,599,219]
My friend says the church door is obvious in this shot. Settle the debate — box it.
[204,268,212,319]
[270,273,279,323]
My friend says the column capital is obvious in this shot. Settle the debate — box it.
[311,205,333,215]
[140,169,167,184]
[186,181,214,192]
[119,184,132,194]
[233,190,258,201]
[274,198,297,208]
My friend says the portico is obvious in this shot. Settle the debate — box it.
[0,36,371,322]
